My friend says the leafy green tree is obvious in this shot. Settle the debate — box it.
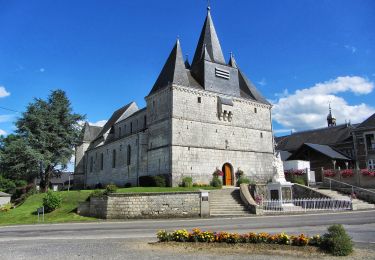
[13,90,84,191]
[0,134,39,182]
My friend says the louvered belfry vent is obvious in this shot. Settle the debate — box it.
[215,67,230,80]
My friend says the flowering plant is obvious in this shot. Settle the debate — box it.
[324,169,336,177]
[284,169,305,176]
[157,229,322,247]
[361,169,375,177]
[213,169,223,177]
[340,169,354,178]
[254,195,263,205]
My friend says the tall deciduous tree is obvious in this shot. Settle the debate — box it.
[0,134,39,182]
[15,90,84,191]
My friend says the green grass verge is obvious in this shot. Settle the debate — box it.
[0,186,218,226]
[116,186,218,193]
[0,190,96,226]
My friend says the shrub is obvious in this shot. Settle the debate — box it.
[290,176,306,185]
[88,190,105,200]
[124,182,132,188]
[0,202,12,212]
[154,175,167,187]
[321,224,353,256]
[105,184,118,194]
[210,176,222,188]
[42,191,62,213]
[139,175,168,187]
[181,176,193,188]
[0,176,16,193]
[237,176,252,186]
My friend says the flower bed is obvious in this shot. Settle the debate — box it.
[284,169,305,176]
[361,169,375,177]
[340,169,354,178]
[157,229,321,247]
[323,169,336,177]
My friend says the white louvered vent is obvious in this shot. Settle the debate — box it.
[215,67,230,80]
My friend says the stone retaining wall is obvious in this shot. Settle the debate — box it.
[292,184,329,199]
[79,192,207,219]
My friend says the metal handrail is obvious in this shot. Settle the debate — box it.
[325,177,375,195]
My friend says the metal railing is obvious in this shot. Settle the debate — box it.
[261,198,352,214]
[325,177,375,196]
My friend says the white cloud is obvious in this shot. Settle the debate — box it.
[272,76,375,131]
[258,78,267,86]
[0,86,10,98]
[0,114,15,123]
[344,45,357,53]
[0,129,6,135]
[274,129,296,135]
[89,120,107,127]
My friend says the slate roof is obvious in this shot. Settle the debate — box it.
[82,123,103,142]
[275,124,355,152]
[94,103,134,141]
[149,39,189,95]
[191,8,225,66]
[303,143,350,160]
[356,113,375,129]
[148,7,269,106]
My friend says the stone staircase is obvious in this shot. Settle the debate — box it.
[314,188,375,210]
[209,188,250,216]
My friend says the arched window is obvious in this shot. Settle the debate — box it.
[127,145,131,166]
[100,153,104,170]
[112,149,116,168]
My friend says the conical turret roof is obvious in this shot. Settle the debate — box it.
[149,39,189,95]
[191,8,225,66]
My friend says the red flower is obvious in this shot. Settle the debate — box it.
[340,169,354,178]
[324,169,336,177]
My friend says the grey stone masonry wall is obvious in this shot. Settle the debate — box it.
[83,192,202,219]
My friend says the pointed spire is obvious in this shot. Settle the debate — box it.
[228,52,238,68]
[149,39,189,95]
[203,44,212,61]
[192,6,225,66]
[184,54,190,69]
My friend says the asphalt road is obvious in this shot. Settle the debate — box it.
[1,210,375,259]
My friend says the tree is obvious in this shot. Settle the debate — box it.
[15,90,84,191]
[0,134,39,182]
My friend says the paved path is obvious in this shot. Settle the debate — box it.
[1,210,375,259]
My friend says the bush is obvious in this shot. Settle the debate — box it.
[42,191,62,213]
[124,182,132,188]
[105,184,118,194]
[210,176,222,188]
[0,176,16,193]
[181,177,193,187]
[237,176,252,186]
[139,175,168,187]
[321,224,353,256]
[154,175,166,187]
[88,190,105,200]
[290,176,306,186]
[0,202,12,212]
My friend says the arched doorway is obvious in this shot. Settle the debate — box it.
[222,163,233,186]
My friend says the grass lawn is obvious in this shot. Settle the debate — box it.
[0,186,218,226]
[116,186,218,193]
[0,190,96,226]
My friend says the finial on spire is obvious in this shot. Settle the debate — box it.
[207,0,211,11]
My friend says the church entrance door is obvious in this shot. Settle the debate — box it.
[222,163,233,186]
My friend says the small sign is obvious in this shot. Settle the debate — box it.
[37,207,44,214]
[201,192,209,201]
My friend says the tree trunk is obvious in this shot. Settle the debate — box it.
[41,165,52,192]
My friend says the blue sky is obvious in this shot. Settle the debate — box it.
[1,0,374,137]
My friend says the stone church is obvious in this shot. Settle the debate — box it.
[74,7,274,188]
